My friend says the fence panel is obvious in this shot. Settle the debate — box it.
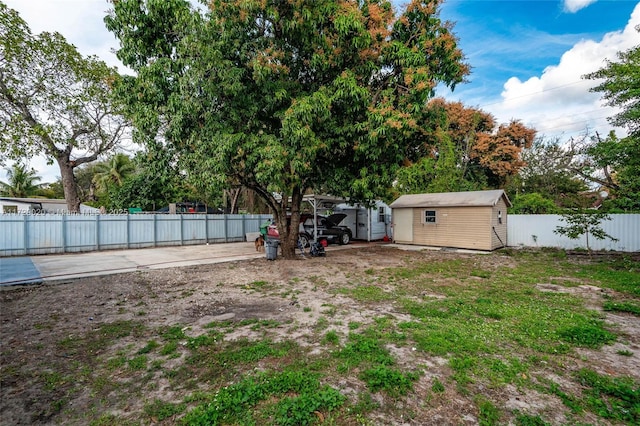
[0,213,273,256]
[508,214,639,252]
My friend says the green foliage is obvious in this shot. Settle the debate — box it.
[586,30,640,140]
[335,333,395,369]
[105,0,468,257]
[274,387,345,426]
[127,355,148,371]
[584,26,640,211]
[323,330,340,345]
[0,3,127,212]
[0,163,41,197]
[137,340,159,355]
[181,369,345,425]
[574,368,640,423]
[510,193,558,214]
[431,378,446,393]
[341,285,394,302]
[360,365,419,397]
[554,210,619,251]
[108,147,210,211]
[603,300,640,315]
[514,413,551,426]
[557,323,616,348]
[513,138,588,209]
[477,398,501,426]
[161,325,187,341]
[143,399,186,421]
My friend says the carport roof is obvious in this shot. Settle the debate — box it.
[390,190,511,208]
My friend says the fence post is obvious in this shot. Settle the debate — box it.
[224,214,228,243]
[153,214,157,247]
[205,214,209,244]
[23,214,28,256]
[62,214,67,253]
[96,214,100,251]
[126,214,131,249]
[180,214,184,245]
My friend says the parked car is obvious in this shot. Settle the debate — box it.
[266,213,352,247]
[156,202,221,214]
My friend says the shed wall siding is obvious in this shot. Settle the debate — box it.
[411,206,492,250]
[490,199,508,250]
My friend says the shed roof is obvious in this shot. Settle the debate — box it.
[390,190,511,208]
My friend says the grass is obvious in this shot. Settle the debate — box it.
[5,248,639,425]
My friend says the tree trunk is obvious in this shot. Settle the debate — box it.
[230,188,241,214]
[57,156,81,213]
[272,188,304,260]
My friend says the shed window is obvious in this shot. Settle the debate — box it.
[423,210,436,223]
[378,206,385,222]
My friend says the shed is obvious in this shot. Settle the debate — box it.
[389,190,511,251]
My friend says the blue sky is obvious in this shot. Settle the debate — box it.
[2,0,640,184]
[433,0,639,136]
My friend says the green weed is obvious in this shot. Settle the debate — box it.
[143,399,186,421]
[137,340,159,355]
[181,368,345,425]
[128,355,147,371]
[360,365,419,397]
[514,413,551,426]
[477,397,501,426]
[431,378,445,393]
[574,368,640,423]
[557,323,616,348]
[323,330,340,345]
[603,300,640,315]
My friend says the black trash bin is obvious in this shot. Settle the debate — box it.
[265,239,279,260]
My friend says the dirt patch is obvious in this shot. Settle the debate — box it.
[1,245,638,425]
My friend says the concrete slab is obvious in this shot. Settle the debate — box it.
[1,241,379,287]
[29,242,265,282]
[0,256,43,286]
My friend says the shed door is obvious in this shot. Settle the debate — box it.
[392,209,413,243]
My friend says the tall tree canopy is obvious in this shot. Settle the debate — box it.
[583,33,640,211]
[0,3,128,212]
[394,99,535,195]
[106,0,468,257]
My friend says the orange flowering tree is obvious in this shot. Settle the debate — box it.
[394,99,536,195]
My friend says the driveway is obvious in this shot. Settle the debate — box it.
[0,241,376,287]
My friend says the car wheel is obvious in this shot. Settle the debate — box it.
[339,232,350,245]
[298,234,310,248]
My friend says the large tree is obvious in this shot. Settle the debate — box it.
[0,3,128,212]
[583,36,640,211]
[106,0,468,257]
[394,99,535,195]
[513,137,588,208]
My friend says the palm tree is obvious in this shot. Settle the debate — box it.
[0,164,42,197]
[92,153,135,193]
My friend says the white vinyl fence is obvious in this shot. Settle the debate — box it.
[0,213,272,256]
[507,214,640,252]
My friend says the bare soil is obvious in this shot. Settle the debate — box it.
[1,245,638,425]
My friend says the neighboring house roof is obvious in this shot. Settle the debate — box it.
[0,197,99,213]
[390,190,512,209]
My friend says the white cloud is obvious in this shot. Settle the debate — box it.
[4,0,123,70]
[564,0,598,13]
[493,3,640,139]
